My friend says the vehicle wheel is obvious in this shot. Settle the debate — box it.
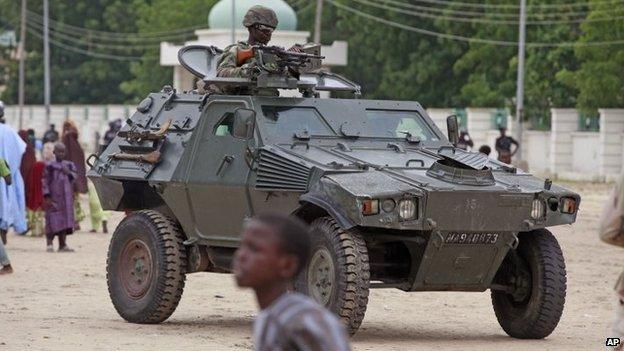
[295,216,370,335]
[107,210,187,324]
[491,229,566,339]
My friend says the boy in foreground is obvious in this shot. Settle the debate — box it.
[233,213,350,351]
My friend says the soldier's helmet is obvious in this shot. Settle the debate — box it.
[242,5,279,29]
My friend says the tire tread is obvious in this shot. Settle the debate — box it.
[106,210,187,324]
[492,229,566,339]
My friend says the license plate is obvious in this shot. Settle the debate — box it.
[444,233,499,245]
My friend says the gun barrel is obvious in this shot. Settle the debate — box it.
[254,45,324,59]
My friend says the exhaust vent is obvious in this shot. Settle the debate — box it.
[256,149,310,192]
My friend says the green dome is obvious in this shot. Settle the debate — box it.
[208,0,297,31]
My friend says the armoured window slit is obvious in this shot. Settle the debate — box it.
[256,149,310,192]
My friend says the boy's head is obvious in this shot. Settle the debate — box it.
[53,142,66,160]
[233,212,311,289]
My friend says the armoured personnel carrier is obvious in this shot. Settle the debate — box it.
[88,45,580,338]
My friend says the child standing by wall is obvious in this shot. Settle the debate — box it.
[43,142,77,252]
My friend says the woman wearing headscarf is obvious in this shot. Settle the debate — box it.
[18,130,35,184]
[61,120,87,230]
[18,130,45,236]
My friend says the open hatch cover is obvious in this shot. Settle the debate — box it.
[437,147,489,170]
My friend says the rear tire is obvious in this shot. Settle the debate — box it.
[295,216,370,335]
[491,229,566,339]
[107,210,187,324]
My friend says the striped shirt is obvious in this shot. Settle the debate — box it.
[253,292,351,351]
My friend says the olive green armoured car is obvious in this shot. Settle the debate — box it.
[88,45,580,338]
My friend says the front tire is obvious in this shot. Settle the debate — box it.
[107,210,187,324]
[491,229,566,339]
[295,216,370,335]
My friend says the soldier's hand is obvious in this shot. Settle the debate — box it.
[288,44,303,53]
[241,62,260,76]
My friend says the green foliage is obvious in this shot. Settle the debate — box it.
[0,0,140,104]
[322,0,468,107]
[557,0,624,114]
[120,0,219,98]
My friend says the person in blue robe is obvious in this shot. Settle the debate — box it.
[0,102,28,239]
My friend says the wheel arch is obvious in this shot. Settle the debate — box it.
[293,193,355,229]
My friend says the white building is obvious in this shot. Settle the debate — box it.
[159,0,348,92]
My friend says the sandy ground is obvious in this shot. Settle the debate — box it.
[0,182,620,351]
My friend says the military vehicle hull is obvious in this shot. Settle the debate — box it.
[90,89,579,337]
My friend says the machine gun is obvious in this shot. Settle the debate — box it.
[238,44,324,76]
[177,44,361,97]
[254,46,325,73]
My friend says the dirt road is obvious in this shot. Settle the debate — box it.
[0,182,619,350]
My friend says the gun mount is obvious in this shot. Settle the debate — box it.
[177,44,361,97]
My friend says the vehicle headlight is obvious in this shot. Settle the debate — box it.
[531,199,545,220]
[398,199,417,221]
[381,199,396,213]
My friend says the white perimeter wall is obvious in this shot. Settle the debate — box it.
[571,132,600,174]
[523,131,551,175]
[3,105,133,155]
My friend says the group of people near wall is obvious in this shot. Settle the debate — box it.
[0,101,121,275]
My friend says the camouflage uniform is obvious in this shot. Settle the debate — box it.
[217,41,257,79]
[216,41,258,95]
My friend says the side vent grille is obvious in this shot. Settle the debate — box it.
[256,149,310,192]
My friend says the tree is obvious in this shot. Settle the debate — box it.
[0,0,141,104]
[557,0,624,113]
[313,0,470,108]
[120,0,219,97]
[453,0,581,123]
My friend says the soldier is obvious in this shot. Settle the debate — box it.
[216,5,301,94]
